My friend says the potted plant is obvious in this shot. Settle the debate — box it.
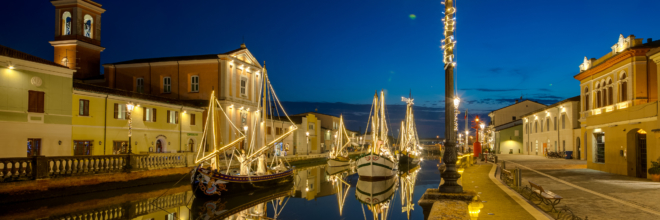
[648,157,660,182]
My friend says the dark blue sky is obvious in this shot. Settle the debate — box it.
[2,0,660,138]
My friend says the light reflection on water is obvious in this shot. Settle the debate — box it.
[0,160,442,220]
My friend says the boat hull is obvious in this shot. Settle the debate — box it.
[190,165,294,198]
[356,153,395,179]
[327,157,350,167]
[355,177,396,205]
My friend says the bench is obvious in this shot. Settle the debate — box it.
[525,181,563,212]
[500,169,514,185]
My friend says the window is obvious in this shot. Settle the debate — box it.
[607,80,613,105]
[241,111,247,124]
[535,121,538,133]
[113,141,127,154]
[554,117,557,130]
[276,128,283,135]
[188,139,195,152]
[61,57,69,67]
[27,138,41,157]
[512,116,516,121]
[190,113,196,125]
[83,14,93,38]
[136,78,144,93]
[596,133,605,163]
[114,103,127,119]
[584,88,590,111]
[540,121,543,132]
[325,131,331,140]
[596,84,601,108]
[167,110,178,124]
[74,140,92,155]
[163,77,171,93]
[561,114,566,129]
[514,130,519,136]
[546,118,549,131]
[240,77,247,96]
[308,123,315,131]
[62,11,72,35]
[191,75,199,92]
[79,99,89,116]
[267,126,272,135]
[143,107,156,122]
[620,73,628,102]
[562,140,566,152]
[28,90,45,113]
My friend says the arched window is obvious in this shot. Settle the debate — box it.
[561,114,566,129]
[188,139,194,151]
[584,88,590,111]
[541,120,544,132]
[546,118,550,131]
[596,84,601,108]
[83,14,94,38]
[62,11,72,35]
[621,73,628,102]
[61,57,68,67]
[191,75,199,92]
[607,79,613,105]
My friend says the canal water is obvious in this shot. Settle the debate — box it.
[0,160,442,220]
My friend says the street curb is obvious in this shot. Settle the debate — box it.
[486,163,552,220]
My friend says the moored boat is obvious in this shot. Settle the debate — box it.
[327,115,352,167]
[356,90,397,179]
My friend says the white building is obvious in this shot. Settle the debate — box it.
[521,96,581,158]
[488,100,547,154]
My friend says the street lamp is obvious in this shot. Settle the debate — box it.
[125,102,135,170]
[306,131,310,155]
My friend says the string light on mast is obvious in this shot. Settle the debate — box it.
[441,0,456,69]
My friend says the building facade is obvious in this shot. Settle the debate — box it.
[521,96,581,157]
[71,82,204,155]
[494,120,523,154]
[488,100,547,154]
[0,45,76,157]
[575,34,660,179]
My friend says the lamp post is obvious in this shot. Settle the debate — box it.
[125,102,135,170]
[306,131,310,155]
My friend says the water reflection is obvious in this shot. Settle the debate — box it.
[0,160,438,220]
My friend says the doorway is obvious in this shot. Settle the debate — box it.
[156,140,163,153]
[636,130,647,178]
[74,140,93,155]
[576,137,581,159]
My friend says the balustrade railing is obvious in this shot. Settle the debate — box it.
[0,157,34,182]
[0,152,195,182]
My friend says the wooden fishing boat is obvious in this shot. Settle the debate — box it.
[327,115,352,167]
[356,90,397,179]
[397,93,422,167]
[190,64,298,198]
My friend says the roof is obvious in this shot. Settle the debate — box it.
[106,47,247,65]
[489,100,547,114]
[494,119,523,131]
[73,82,204,109]
[520,96,580,118]
[0,44,67,68]
[293,111,340,118]
[574,38,660,80]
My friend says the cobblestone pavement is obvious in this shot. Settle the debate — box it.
[460,162,539,219]
[499,154,660,220]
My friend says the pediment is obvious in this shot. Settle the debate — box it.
[226,49,262,68]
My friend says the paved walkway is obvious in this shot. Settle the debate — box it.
[460,162,544,219]
[499,154,660,220]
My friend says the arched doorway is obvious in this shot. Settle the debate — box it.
[156,140,163,153]
[188,139,195,152]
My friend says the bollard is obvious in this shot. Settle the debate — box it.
[502,161,506,170]
[516,167,522,189]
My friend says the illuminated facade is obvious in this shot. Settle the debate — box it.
[575,34,660,179]
[521,96,581,157]
[488,100,546,154]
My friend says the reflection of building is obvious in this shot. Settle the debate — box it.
[72,82,204,155]
[270,113,324,155]
[294,112,343,153]
[488,100,546,154]
[521,96,580,157]
[574,34,660,179]
[0,45,76,157]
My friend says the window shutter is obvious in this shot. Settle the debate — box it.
[175,111,179,124]
[28,91,37,112]
[167,110,170,123]
[143,107,147,121]
[83,100,89,116]
[37,92,44,113]
[113,103,118,119]
[191,114,195,125]
[153,108,157,122]
[124,105,128,119]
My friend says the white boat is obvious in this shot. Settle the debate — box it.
[355,176,398,220]
[356,90,396,179]
[327,115,351,167]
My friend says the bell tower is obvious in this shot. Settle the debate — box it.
[50,0,106,79]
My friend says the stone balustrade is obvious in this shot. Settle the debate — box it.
[0,152,196,183]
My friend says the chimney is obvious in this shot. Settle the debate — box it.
[648,38,653,43]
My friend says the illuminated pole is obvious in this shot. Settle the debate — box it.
[125,102,135,170]
[306,131,310,155]
[439,0,462,193]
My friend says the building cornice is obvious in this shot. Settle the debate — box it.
[49,40,106,52]
[114,63,150,68]
[178,59,219,65]
[51,0,106,14]
[149,61,179,67]
[0,56,75,78]
[574,48,650,81]
[73,89,204,111]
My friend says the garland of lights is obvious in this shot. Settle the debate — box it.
[442,0,456,69]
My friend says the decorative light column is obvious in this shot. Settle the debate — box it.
[306,131,310,155]
[125,102,135,170]
[440,0,462,193]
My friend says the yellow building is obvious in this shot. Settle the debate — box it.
[574,34,660,179]
[71,82,204,155]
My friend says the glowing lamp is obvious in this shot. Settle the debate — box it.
[480,123,485,129]
[126,102,135,112]
[244,126,248,131]
[306,132,309,137]
[453,97,460,108]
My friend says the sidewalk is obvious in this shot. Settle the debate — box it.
[459,162,546,219]
[499,154,660,220]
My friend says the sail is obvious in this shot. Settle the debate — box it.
[330,115,351,159]
[194,91,246,166]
